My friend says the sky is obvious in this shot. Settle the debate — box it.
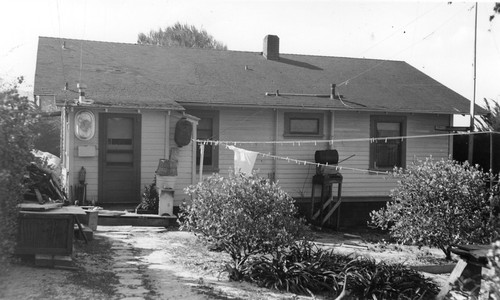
[1,0,499,124]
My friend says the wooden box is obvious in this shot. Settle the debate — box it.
[16,213,74,255]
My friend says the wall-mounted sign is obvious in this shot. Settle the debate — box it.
[75,110,95,140]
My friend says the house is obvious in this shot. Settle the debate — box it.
[34,35,482,226]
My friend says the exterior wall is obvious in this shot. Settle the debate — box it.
[205,108,451,200]
[169,114,196,205]
[64,107,193,207]
[66,107,99,204]
[61,104,451,208]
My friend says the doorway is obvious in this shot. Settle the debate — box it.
[98,113,141,204]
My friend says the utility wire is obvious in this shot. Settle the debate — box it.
[338,4,472,87]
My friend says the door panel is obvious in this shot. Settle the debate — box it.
[99,113,141,204]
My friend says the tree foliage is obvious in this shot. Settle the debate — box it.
[137,22,227,50]
[477,98,500,132]
[490,2,500,21]
[370,157,500,260]
[0,78,38,268]
[32,116,60,156]
[178,172,308,279]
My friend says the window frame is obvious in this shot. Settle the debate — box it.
[189,110,220,173]
[369,115,407,171]
[284,112,324,137]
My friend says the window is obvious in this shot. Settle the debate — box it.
[284,112,324,137]
[370,116,406,170]
[189,110,219,172]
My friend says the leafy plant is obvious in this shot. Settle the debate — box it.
[0,77,38,269]
[242,241,438,299]
[178,171,309,279]
[138,179,158,212]
[370,157,499,259]
[486,240,500,299]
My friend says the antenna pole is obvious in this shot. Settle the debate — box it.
[468,2,478,163]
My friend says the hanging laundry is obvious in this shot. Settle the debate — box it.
[227,146,258,174]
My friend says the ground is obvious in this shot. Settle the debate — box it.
[0,226,453,300]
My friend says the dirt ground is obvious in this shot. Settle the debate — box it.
[0,226,453,300]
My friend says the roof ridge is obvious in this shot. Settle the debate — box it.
[38,36,403,62]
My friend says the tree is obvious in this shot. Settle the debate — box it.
[370,157,499,260]
[490,2,500,21]
[0,77,38,269]
[477,98,500,132]
[137,22,227,50]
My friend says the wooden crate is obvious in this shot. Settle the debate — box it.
[16,213,74,255]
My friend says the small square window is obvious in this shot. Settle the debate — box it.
[284,112,324,137]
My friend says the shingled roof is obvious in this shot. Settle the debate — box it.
[34,36,478,114]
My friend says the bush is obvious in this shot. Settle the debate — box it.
[485,240,500,299]
[0,79,38,269]
[242,241,438,299]
[178,171,309,279]
[138,179,158,212]
[370,157,499,259]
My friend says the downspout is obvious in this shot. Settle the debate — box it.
[164,111,171,158]
[328,110,335,150]
[273,109,278,182]
[191,122,198,185]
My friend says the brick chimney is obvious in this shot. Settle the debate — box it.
[263,35,279,60]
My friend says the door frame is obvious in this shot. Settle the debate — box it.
[98,112,142,204]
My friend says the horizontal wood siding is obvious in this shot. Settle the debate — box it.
[218,108,275,178]
[170,115,195,205]
[140,111,169,196]
[179,107,451,204]
[69,108,99,203]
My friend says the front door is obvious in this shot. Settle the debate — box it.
[98,113,141,204]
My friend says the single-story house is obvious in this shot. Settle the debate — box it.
[34,35,482,226]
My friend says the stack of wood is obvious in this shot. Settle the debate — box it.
[24,162,67,204]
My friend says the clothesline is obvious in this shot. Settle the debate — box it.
[194,130,498,146]
[221,144,390,175]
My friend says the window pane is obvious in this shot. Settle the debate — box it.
[371,118,404,169]
[196,117,214,168]
[376,122,400,137]
[290,118,319,134]
[375,143,401,168]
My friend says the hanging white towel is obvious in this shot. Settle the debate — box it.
[227,146,258,174]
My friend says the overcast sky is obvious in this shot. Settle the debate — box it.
[1,0,499,121]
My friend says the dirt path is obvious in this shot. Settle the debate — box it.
[98,227,213,300]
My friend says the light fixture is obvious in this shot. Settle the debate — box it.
[75,110,95,140]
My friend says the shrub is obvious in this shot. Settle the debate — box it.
[0,79,38,269]
[370,157,499,260]
[178,171,309,279]
[485,240,500,299]
[242,241,438,299]
[138,179,158,212]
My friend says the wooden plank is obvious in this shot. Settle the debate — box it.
[322,200,342,225]
[18,203,63,211]
[437,259,468,300]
